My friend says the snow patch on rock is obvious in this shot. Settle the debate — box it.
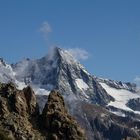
[100,82,140,114]
[75,78,89,91]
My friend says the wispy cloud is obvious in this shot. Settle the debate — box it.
[134,76,140,92]
[67,48,90,61]
[39,21,52,40]
[134,76,140,86]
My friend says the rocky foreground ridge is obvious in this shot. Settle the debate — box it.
[0,83,86,140]
[0,82,140,140]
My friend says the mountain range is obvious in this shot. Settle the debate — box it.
[0,47,140,140]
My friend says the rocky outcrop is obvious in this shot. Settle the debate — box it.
[126,98,140,111]
[0,83,86,140]
[0,82,43,140]
[42,90,86,140]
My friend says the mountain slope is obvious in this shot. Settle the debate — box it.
[12,47,114,106]
[67,100,140,140]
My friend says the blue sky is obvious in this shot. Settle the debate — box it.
[0,0,140,83]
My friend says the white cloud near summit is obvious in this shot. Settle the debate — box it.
[67,48,90,61]
[134,76,140,91]
[38,22,90,61]
[134,76,140,86]
[39,21,52,40]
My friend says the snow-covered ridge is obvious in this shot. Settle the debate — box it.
[100,82,140,115]
[96,77,136,92]
[75,79,89,91]
[58,48,78,64]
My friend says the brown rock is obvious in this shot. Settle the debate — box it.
[23,86,39,115]
[0,83,86,140]
[42,90,86,140]
[0,83,42,140]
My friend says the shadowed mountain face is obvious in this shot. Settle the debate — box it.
[67,101,140,140]
[0,83,86,140]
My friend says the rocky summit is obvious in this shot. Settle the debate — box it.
[0,82,86,140]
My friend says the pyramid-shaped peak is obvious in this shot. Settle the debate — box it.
[50,47,71,57]
[51,47,78,64]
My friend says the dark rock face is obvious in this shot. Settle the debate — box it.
[42,90,86,140]
[126,98,140,111]
[66,100,140,140]
[0,83,86,140]
[0,83,37,117]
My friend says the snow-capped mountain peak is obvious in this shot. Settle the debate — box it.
[56,47,78,64]
[0,47,140,117]
[10,47,113,106]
